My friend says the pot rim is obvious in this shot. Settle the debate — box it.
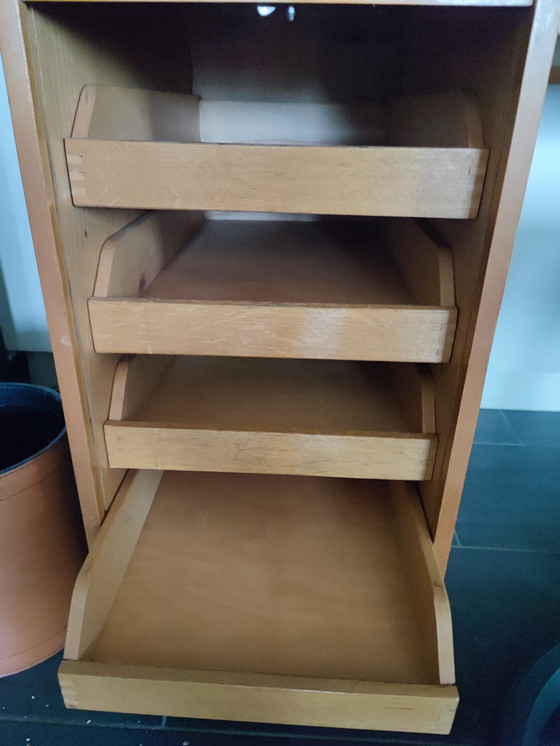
[0,383,67,476]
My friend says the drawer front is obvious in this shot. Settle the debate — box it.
[66,140,488,219]
[90,300,457,363]
[60,661,458,734]
[104,423,437,480]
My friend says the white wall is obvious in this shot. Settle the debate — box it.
[0,54,50,353]
[482,85,560,411]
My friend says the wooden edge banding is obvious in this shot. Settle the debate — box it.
[463,92,485,148]
[28,0,533,5]
[390,482,455,686]
[108,357,132,421]
[71,84,97,138]
[58,660,458,733]
[432,577,456,686]
[419,366,437,435]
[470,148,490,222]
[416,220,456,308]
[64,469,163,660]
[108,355,172,422]
[406,482,456,684]
[436,246,456,309]
[105,422,437,439]
[58,660,459,698]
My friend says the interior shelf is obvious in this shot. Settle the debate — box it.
[59,470,458,732]
[89,213,457,362]
[65,85,488,218]
[104,356,437,480]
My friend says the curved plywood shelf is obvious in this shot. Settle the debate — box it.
[65,85,488,218]
[60,470,457,732]
[104,355,437,480]
[89,213,457,362]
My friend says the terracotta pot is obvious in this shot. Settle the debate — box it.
[0,384,86,677]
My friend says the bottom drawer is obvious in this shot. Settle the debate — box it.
[59,471,458,734]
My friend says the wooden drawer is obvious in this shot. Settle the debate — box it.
[104,356,437,480]
[65,85,488,218]
[89,212,457,362]
[59,470,458,733]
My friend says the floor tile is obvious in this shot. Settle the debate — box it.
[542,704,560,746]
[0,718,457,746]
[164,715,452,746]
[0,652,161,728]
[504,410,560,447]
[445,547,560,745]
[474,410,522,445]
[456,444,560,551]
[0,720,177,746]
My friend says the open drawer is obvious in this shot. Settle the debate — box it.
[59,471,458,733]
[104,356,437,480]
[89,213,457,362]
[65,85,488,218]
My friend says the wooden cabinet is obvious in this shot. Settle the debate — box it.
[1,0,558,735]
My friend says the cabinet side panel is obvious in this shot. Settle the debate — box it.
[434,0,560,569]
[401,2,560,570]
[0,0,103,538]
[19,3,195,527]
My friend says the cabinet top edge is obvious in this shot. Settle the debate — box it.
[23,0,534,7]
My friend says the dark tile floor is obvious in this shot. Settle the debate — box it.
[2,409,560,746]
